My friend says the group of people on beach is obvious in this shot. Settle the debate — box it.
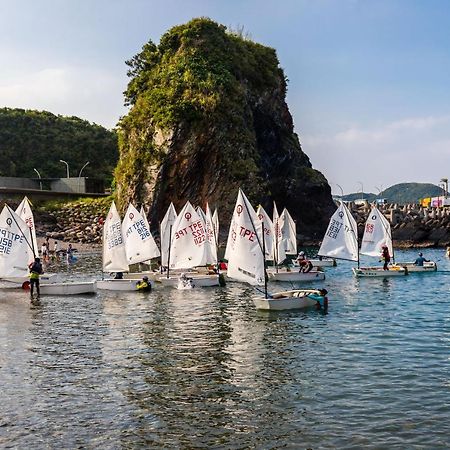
[40,238,74,262]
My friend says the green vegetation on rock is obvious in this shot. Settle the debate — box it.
[0,108,118,183]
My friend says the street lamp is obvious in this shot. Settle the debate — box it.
[33,168,42,190]
[78,161,90,193]
[357,181,364,201]
[59,159,70,178]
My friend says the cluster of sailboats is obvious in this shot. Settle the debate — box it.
[0,191,437,307]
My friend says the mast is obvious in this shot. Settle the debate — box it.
[166,224,172,279]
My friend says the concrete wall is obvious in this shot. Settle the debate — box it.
[0,176,40,190]
[50,178,86,193]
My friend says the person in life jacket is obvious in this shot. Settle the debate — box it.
[136,276,151,292]
[296,251,313,273]
[307,289,329,312]
[381,245,391,270]
[29,257,44,298]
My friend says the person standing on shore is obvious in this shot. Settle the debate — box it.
[381,245,390,270]
[29,257,43,299]
[41,242,48,262]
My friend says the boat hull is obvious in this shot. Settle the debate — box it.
[1,273,59,285]
[267,270,325,282]
[352,266,406,277]
[253,289,322,311]
[396,261,437,272]
[40,281,97,295]
[97,279,141,291]
[158,274,220,287]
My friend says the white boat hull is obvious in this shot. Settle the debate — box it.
[97,279,140,291]
[352,266,407,277]
[40,281,97,295]
[267,269,325,282]
[1,273,59,285]
[253,289,323,311]
[158,274,220,287]
[395,261,437,273]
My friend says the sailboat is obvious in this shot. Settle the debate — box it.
[121,203,161,280]
[225,189,328,310]
[158,201,220,287]
[97,201,139,291]
[352,205,406,277]
[267,203,325,282]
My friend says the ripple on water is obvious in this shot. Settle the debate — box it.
[0,249,450,448]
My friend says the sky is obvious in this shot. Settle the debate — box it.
[1,0,450,195]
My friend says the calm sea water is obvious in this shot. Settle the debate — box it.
[1,248,450,449]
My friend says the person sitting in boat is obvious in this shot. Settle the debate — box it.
[114,272,124,279]
[295,251,313,273]
[306,289,328,312]
[218,260,228,271]
[414,252,429,266]
[136,276,151,292]
[29,257,44,299]
[381,245,390,270]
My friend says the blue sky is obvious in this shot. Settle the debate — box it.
[1,0,450,194]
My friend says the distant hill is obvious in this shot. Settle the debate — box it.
[341,183,443,204]
[0,108,118,183]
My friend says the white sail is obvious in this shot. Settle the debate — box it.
[212,208,219,246]
[318,202,359,262]
[0,205,31,278]
[102,201,129,273]
[122,203,160,265]
[139,206,160,263]
[169,201,209,270]
[160,203,177,267]
[205,204,218,264]
[272,202,286,264]
[15,196,38,262]
[256,205,274,259]
[360,206,393,257]
[225,189,265,285]
[280,208,297,255]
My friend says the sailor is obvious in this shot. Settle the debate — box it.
[295,251,313,273]
[381,245,390,270]
[114,272,123,279]
[414,252,429,266]
[307,288,329,312]
[136,276,152,292]
[29,257,44,299]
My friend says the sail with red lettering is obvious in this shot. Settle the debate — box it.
[195,205,217,265]
[160,203,177,267]
[15,196,38,262]
[169,201,209,269]
[0,205,31,278]
[122,203,160,265]
[102,201,129,272]
[256,205,274,259]
[360,206,393,258]
[225,189,265,285]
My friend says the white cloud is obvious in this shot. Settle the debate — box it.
[0,66,128,128]
[303,116,450,194]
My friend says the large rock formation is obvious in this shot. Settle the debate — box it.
[115,18,335,238]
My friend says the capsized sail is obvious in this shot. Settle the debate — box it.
[169,201,209,270]
[0,205,31,278]
[15,196,38,262]
[122,203,160,265]
[102,201,129,273]
[280,208,297,255]
[225,189,265,285]
[360,206,393,258]
[318,202,359,262]
[160,203,177,267]
[256,205,274,259]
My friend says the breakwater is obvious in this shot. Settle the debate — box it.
[33,199,450,248]
[346,201,450,247]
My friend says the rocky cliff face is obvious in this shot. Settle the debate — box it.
[115,18,335,238]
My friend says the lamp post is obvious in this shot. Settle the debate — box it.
[33,168,42,190]
[59,159,70,178]
[78,161,90,193]
[357,181,364,201]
